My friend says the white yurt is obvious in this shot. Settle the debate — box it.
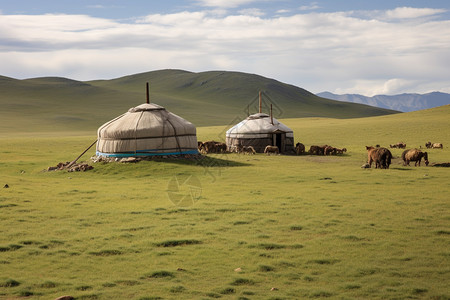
[96,103,198,157]
[226,112,294,153]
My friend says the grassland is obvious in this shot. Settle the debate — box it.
[0,106,449,299]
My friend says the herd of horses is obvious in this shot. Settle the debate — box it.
[198,140,443,169]
[197,141,347,156]
[365,141,443,169]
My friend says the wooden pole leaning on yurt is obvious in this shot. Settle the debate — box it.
[146,82,150,104]
[259,91,262,113]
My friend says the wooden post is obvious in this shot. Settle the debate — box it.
[270,104,273,125]
[259,91,262,113]
[146,82,150,104]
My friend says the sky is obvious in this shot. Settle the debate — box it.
[1,0,449,96]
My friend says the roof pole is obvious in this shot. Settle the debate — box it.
[270,104,274,125]
[146,82,150,104]
[259,91,262,113]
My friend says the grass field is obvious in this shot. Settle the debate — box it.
[0,105,449,299]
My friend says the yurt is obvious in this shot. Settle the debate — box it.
[226,112,294,153]
[96,102,198,157]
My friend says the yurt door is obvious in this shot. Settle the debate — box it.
[273,133,285,152]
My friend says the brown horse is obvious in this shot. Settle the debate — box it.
[242,145,256,155]
[264,145,279,155]
[366,146,392,169]
[402,149,429,166]
[309,145,327,155]
[295,142,305,155]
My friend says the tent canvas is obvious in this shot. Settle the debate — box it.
[96,103,198,157]
[226,113,294,153]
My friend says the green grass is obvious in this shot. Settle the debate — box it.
[0,106,449,299]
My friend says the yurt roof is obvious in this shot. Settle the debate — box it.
[226,113,293,136]
[98,103,196,139]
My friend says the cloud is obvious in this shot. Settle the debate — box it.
[0,7,449,95]
[384,7,446,20]
[299,2,320,11]
[194,0,262,8]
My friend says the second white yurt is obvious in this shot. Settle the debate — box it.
[226,112,294,153]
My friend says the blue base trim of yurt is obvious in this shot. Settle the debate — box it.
[96,150,198,158]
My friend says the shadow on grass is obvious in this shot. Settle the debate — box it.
[152,155,250,168]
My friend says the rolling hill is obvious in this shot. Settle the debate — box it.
[0,69,398,134]
[317,91,450,112]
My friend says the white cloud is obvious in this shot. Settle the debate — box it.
[0,7,449,95]
[299,2,320,11]
[384,7,446,20]
[194,0,261,8]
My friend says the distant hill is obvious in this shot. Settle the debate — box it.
[0,69,398,134]
[317,91,450,112]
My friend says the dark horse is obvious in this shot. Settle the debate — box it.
[366,146,392,169]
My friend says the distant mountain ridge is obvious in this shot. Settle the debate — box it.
[317,91,450,112]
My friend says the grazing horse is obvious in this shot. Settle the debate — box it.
[242,146,256,155]
[432,143,443,149]
[366,146,392,169]
[402,149,429,166]
[309,145,327,155]
[335,148,347,154]
[390,142,406,149]
[295,142,305,155]
[425,142,432,149]
[324,146,336,155]
[215,142,227,153]
[264,145,279,155]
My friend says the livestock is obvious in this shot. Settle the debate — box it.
[295,142,305,155]
[242,145,256,155]
[309,145,327,155]
[229,144,244,153]
[402,149,429,166]
[202,141,228,153]
[324,146,336,155]
[215,142,227,153]
[202,141,217,153]
[366,146,392,169]
[198,142,205,153]
[264,145,279,155]
[335,148,347,154]
[432,143,443,149]
[390,142,406,149]
[425,142,432,148]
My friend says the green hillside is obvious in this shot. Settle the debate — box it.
[0,69,398,134]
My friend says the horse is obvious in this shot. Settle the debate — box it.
[264,145,279,155]
[242,146,256,155]
[432,143,443,149]
[402,149,429,166]
[309,145,327,155]
[425,142,432,149]
[324,146,336,155]
[366,146,392,169]
[295,142,305,155]
[335,148,347,154]
[390,142,406,149]
[198,142,206,154]
[215,142,227,153]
